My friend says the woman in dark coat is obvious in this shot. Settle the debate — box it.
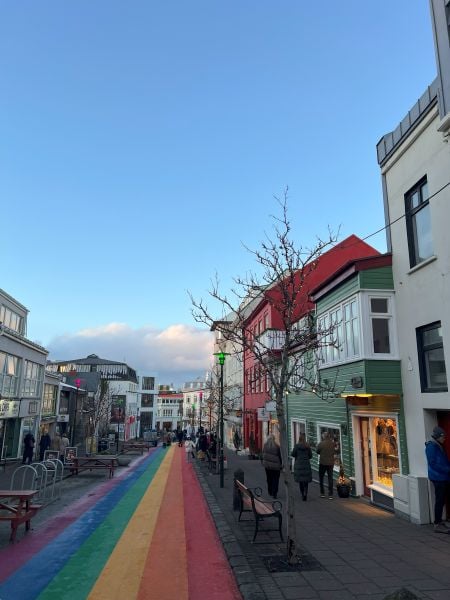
[291,433,312,501]
[262,434,282,499]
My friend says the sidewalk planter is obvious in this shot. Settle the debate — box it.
[337,483,351,498]
[336,464,351,498]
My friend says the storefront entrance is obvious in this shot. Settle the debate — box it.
[354,413,401,505]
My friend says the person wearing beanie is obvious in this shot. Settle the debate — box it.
[425,426,450,533]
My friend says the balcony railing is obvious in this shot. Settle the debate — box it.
[255,329,286,353]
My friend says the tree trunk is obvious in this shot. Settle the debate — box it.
[277,393,302,565]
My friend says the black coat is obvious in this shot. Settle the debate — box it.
[291,443,312,483]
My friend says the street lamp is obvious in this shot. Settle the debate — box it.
[71,378,81,447]
[214,351,228,488]
[198,392,203,433]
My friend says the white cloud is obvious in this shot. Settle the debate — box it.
[47,322,214,388]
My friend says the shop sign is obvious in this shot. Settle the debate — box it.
[0,400,20,419]
[257,407,269,422]
[265,401,276,412]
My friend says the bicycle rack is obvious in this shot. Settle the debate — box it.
[10,464,39,492]
[10,459,65,505]
[42,459,64,501]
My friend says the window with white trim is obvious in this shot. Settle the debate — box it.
[318,297,359,366]
[22,360,44,397]
[0,352,20,398]
[369,296,392,354]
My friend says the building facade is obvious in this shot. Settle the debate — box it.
[375,0,450,523]
[47,354,139,444]
[0,288,48,461]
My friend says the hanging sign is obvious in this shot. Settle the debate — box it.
[0,400,20,418]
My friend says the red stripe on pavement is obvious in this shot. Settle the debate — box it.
[137,447,188,600]
[182,452,241,600]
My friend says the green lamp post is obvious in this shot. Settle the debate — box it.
[214,351,228,488]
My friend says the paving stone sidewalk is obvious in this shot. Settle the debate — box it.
[194,451,450,600]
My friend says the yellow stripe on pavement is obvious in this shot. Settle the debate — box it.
[88,447,175,600]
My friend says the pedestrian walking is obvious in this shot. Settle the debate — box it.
[59,431,70,463]
[39,430,52,461]
[316,431,335,499]
[291,433,312,501]
[177,429,184,447]
[262,434,282,499]
[22,431,35,464]
[185,437,196,462]
[233,430,241,454]
[425,426,450,534]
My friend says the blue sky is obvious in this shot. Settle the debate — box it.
[0,1,437,385]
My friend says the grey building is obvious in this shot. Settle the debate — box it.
[0,288,48,461]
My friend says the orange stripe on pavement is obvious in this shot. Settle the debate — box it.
[137,447,188,600]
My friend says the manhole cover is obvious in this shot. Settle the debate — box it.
[263,554,322,573]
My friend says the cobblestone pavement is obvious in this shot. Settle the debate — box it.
[194,450,450,600]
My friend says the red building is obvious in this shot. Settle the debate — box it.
[242,235,380,452]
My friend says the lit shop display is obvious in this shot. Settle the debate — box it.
[373,417,399,488]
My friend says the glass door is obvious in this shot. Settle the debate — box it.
[359,417,372,496]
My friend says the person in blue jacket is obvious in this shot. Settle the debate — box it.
[425,426,450,533]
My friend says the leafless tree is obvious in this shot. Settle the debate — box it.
[190,191,339,565]
[84,380,117,454]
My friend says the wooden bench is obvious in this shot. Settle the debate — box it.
[235,480,283,542]
[70,456,117,478]
[122,442,150,455]
[0,490,42,542]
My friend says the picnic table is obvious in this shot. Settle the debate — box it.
[122,442,151,455]
[0,490,41,542]
[70,456,117,478]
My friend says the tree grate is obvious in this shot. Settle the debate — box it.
[262,554,322,573]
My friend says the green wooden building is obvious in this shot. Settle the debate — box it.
[287,254,407,511]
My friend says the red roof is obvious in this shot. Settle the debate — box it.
[244,235,380,327]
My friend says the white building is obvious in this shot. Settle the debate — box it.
[156,386,183,432]
[376,0,450,523]
[181,380,207,436]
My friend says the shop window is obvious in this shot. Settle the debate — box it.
[405,177,433,267]
[317,424,342,468]
[417,322,448,392]
[372,417,399,488]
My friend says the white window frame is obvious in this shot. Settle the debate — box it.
[316,422,343,471]
[361,291,398,359]
[290,418,306,449]
[317,295,361,367]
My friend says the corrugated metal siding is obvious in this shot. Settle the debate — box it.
[359,266,394,290]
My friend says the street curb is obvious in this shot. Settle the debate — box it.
[193,461,268,600]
